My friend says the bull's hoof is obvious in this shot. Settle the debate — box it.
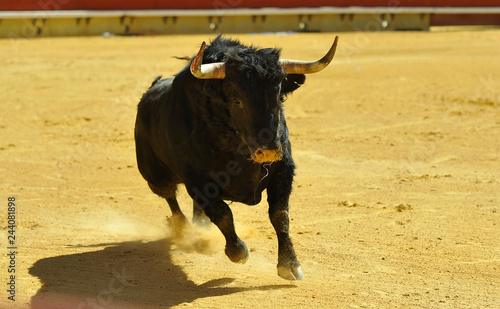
[277,265,303,280]
[167,213,189,236]
[225,239,249,264]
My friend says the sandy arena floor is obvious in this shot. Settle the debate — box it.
[1,29,499,308]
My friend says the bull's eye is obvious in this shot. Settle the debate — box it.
[233,98,241,106]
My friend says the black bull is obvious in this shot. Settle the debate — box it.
[134,36,338,280]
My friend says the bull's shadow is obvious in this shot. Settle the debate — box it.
[29,238,294,309]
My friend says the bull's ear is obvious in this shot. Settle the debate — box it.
[282,74,306,96]
[202,80,223,100]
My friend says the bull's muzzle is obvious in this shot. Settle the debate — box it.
[252,148,282,164]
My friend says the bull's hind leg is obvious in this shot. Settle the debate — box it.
[135,131,188,232]
[267,162,303,280]
[148,182,189,233]
[193,201,211,227]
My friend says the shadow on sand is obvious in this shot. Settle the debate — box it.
[29,238,295,308]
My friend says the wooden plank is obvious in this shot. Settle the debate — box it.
[1,6,498,37]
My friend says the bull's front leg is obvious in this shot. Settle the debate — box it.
[205,200,249,264]
[187,186,249,264]
[267,163,303,280]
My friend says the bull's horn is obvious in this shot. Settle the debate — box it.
[279,36,339,74]
[190,41,226,79]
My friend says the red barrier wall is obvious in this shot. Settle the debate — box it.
[1,0,499,11]
[431,14,500,25]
